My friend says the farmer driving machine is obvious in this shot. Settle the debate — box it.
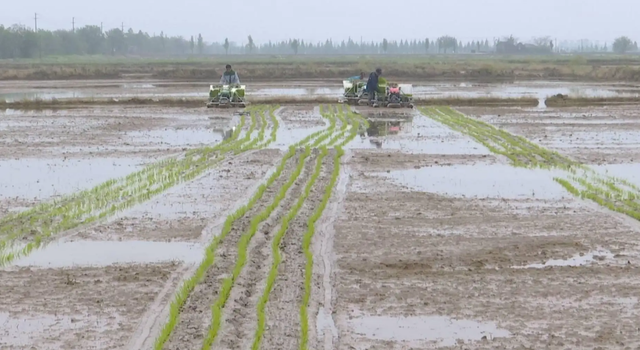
[340,78,414,108]
[206,84,247,108]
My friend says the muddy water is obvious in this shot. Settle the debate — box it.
[9,240,203,268]
[349,314,511,346]
[380,164,570,199]
[512,249,614,269]
[345,112,492,155]
[269,125,325,150]
[0,158,145,199]
[124,128,223,147]
[2,81,638,101]
[590,163,640,187]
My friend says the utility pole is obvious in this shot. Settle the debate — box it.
[35,13,41,59]
[72,17,75,32]
[121,22,124,33]
[100,22,103,34]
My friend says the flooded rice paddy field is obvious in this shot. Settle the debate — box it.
[1,97,640,349]
[2,79,640,101]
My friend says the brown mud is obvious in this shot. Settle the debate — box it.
[260,151,335,350]
[163,149,304,349]
[0,263,177,350]
[332,151,640,349]
[458,105,640,164]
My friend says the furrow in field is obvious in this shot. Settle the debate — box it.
[0,105,277,265]
[214,148,322,349]
[161,148,304,350]
[198,146,313,350]
[154,105,338,349]
[419,106,640,222]
[256,148,335,350]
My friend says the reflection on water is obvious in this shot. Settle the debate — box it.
[360,118,413,137]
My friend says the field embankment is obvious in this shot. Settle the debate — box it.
[2,55,640,82]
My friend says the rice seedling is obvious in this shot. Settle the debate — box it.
[300,146,344,350]
[200,145,312,349]
[251,146,329,350]
[419,106,640,223]
[0,104,277,265]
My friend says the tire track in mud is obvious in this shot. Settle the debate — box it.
[259,150,336,350]
[162,149,303,350]
[214,148,322,350]
[311,150,351,350]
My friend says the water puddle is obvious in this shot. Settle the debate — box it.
[0,312,85,346]
[380,164,569,199]
[10,240,203,268]
[316,307,338,339]
[412,82,638,99]
[269,126,325,150]
[545,131,640,147]
[0,158,145,199]
[250,87,342,96]
[125,128,223,146]
[350,315,510,346]
[122,83,156,88]
[0,91,87,102]
[346,113,492,155]
[590,163,640,188]
[513,249,614,269]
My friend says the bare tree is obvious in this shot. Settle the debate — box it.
[532,36,552,47]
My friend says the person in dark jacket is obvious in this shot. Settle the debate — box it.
[365,68,382,106]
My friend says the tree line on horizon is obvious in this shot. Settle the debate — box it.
[0,23,638,59]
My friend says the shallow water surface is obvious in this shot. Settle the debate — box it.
[345,113,492,155]
[513,249,614,269]
[350,315,511,346]
[0,158,145,199]
[380,164,570,199]
[125,128,223,146]
[11,240,203,268]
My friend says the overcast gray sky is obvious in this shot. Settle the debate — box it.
[2,0,637,44]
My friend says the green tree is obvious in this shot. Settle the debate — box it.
[424,38,429,53]
[290,38,299,54]
[197,34,204,54]
[223,38,229,54]
[437,35,457,53]
[382,38,388,53]
[106,28,125,55]
[76,25,104,54]
[613,36,633,54]
[190,36,195,54]
[247,35,255,53]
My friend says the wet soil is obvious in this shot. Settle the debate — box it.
[332,152,640,349]
[73,149,282,242]
[458,105,640,165]
[0,107,236,159]
[0,263,177,350]
[260,152,335,350]
[163,149,306,349]
[2,98,640,350]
